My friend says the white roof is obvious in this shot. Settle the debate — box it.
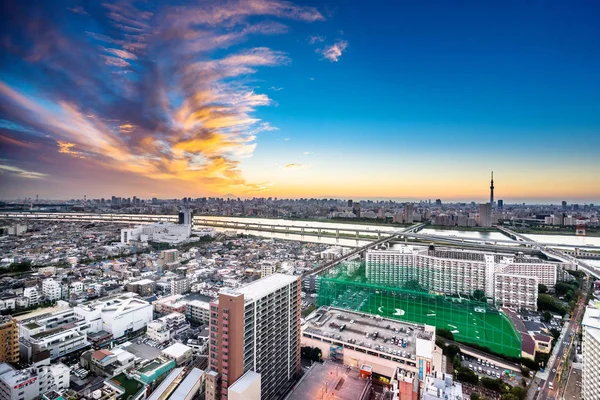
[169,368,205,400]
[223,273,298,301]
[133,279,155,285]
[162,342,192,358]
[583,306,600,330]
[187,300,210,309]
[228,370,261,394]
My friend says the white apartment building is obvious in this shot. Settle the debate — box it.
[23,287,39,306]
[19,309,91,362]
[121,223,191,245]
[260,261,277,278]
[170,278,190,295]
[74,293,153,339]
[207,273,301,400]
[582,305,600,400]
[187,300,211,324]
[493,274,538,311]
[0,362,69,400]
[70,281,84,296]
[366,247,559,311]
[147,312,189,344]
[42,279,62,302]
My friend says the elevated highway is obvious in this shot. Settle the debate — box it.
[498,227,600,279]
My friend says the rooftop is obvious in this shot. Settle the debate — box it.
[583,305,600,330]
[228,370,260,395]
[303,306,431,360]
[162,343,191,358]
[169,368,204,400]
[222,273,298,301]
[284,362,370,400]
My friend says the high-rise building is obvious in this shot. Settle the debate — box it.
[490,171,495,207]
[497,199,504,210]
[347,199,353,208]
[0,317,19,363]
[207,274,301,400]
[582,305,600,400]
[352,202,361,217]
[404,203,414,223]
[478,203,492,227]
[562,201,568,211]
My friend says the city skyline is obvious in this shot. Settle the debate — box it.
[1,1,599,202]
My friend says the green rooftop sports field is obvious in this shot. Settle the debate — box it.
[317,262,522,357]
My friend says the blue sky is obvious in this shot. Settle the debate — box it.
[0,0,599,202]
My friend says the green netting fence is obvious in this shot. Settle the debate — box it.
[316,262,522,357]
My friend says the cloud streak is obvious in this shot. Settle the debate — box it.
[284,163,309,169]
[0,164,48,179]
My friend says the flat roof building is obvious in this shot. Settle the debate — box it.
[301,306,442,379]
[284,362,370,400]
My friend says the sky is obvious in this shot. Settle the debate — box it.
[0,0,599,203]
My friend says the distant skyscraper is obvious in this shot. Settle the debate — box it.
[562,201,567,211]
[435,199,442,207]
[347,199,353,208]
[497,200,504,210]
[353,202,361,217]
[478,203,492,227]
[206,274,301,400]
[490,171,495,207]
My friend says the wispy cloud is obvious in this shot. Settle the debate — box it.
[307,35,325,44]
[0,0,324,195]
[302,151,312,155]
[0,164,48,179]
[270,86,284,91]
[284,163,309,169]
[319,39,349,62]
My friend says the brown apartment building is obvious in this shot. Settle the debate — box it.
[206,273,301,400]
[0,316,19,363]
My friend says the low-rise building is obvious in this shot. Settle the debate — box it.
[162,343,193,366]
[302,306,443,379]
[74,293,153,339]
[19,309,91,363]
[146,313,189,344]
[0,362,69,400]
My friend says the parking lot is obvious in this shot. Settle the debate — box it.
[461,354,511,380]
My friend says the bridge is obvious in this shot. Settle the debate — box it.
[497,226,600,279]
[3,211,599,250]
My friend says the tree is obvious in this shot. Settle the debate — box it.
[520,366,531,378]
[453,355,461,369]
[538,284,548,294]
[555,281,578,296]
[473,289,486,301]
[542,311,552,323]
[510,386,527,400]
[446,344,461,359]
[456,368,479,385]
[500,395,518,400]
[437,329,455,341]
[537,294,567,315]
